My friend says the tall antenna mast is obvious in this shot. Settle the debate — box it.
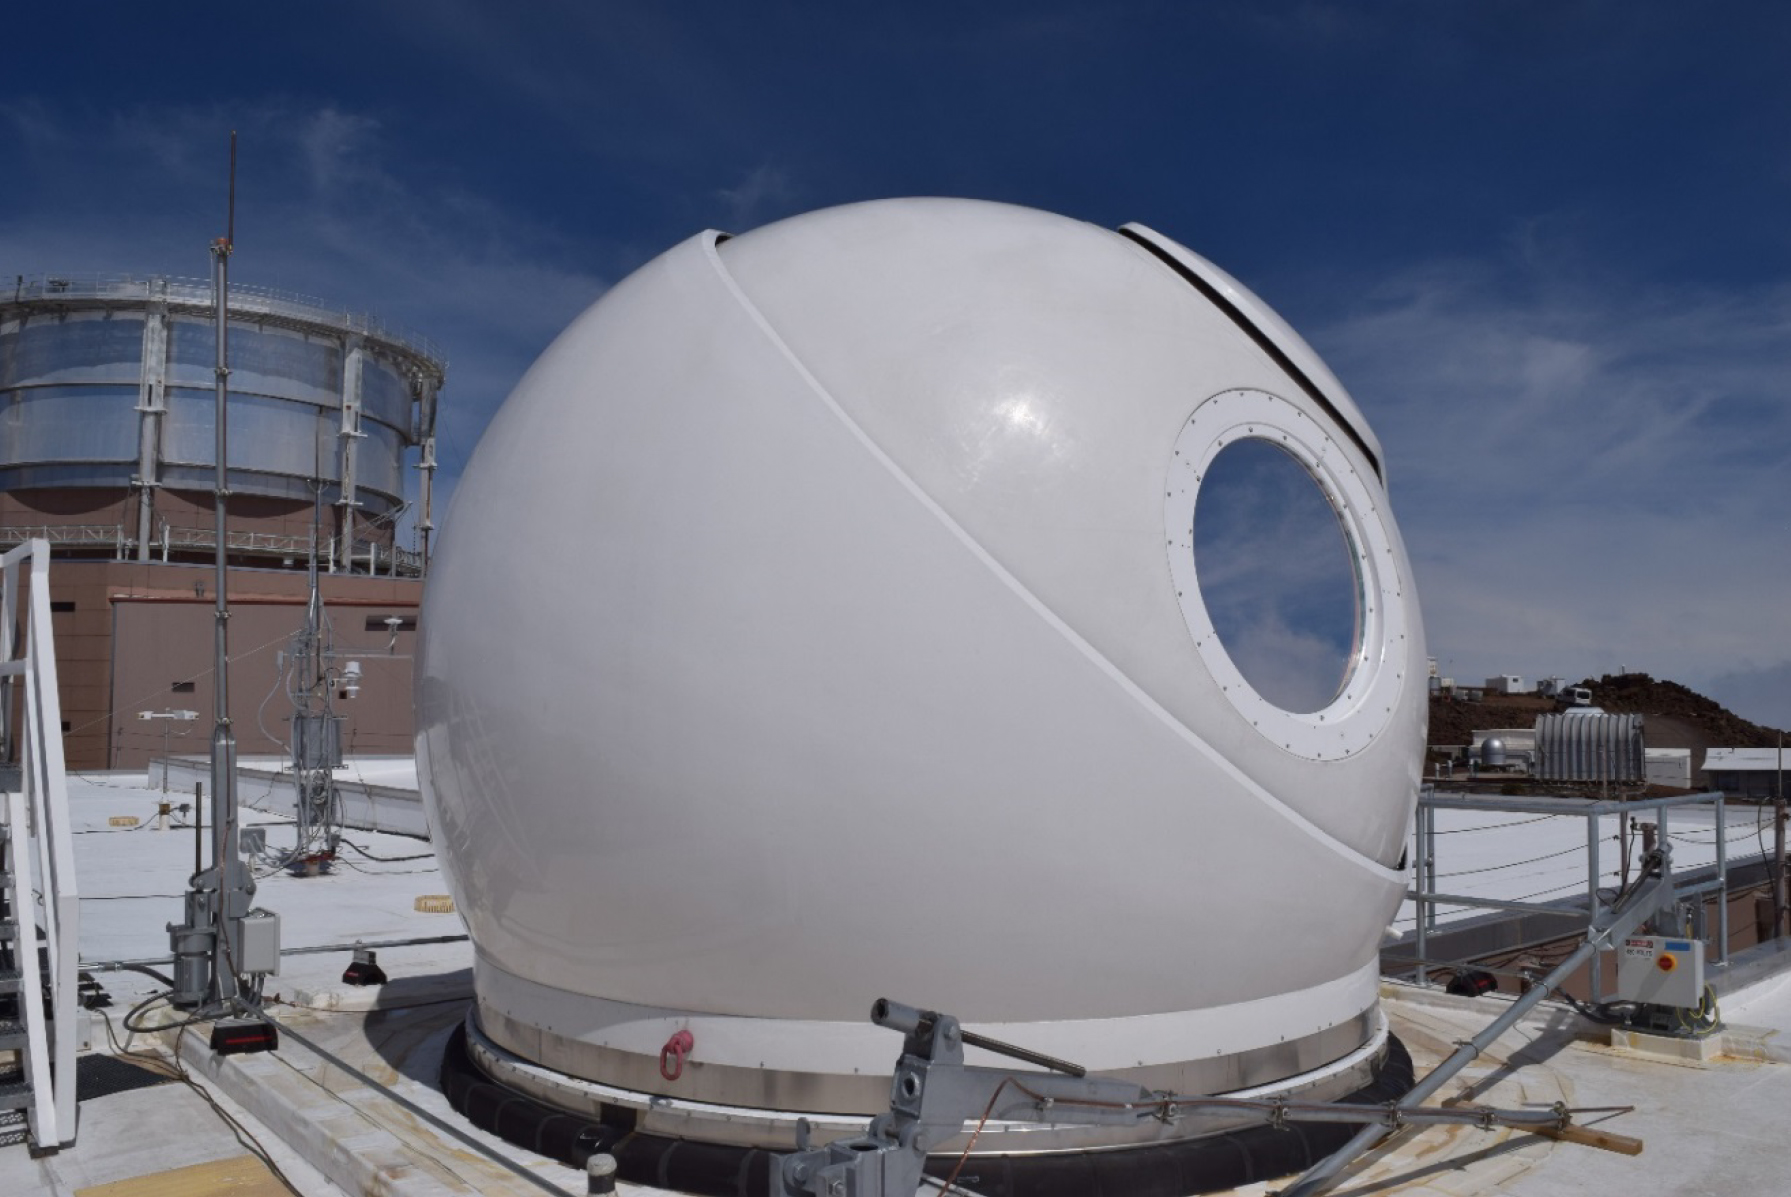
[170,134,279,1055]
[206,129,242,1006]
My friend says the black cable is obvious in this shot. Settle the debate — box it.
[80,894,188,901]
[1430,814,1561,835]
[63,770,143,789]
[1512,871,1627,904]
[264,993,471,1015]
[1432,842,1585,879]
[338,837,435,863]
[111,962,177,988]
[1552,989,1636,1025]
[121,990,222,1036]
[94,1007,304,1197]
[335,857,438,877]
[1602,852,1663,910]
[71,820,157,835]
[1389,954,1554,987]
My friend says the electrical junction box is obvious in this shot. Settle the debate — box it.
[1616,935,1704,1007]
[292,713,344,770]
[235,910,282,976]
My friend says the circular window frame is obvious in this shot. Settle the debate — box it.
[1166,388,1407,760]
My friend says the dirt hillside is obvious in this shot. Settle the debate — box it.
[1578,673,1784,746]
[1429,672,1785,776]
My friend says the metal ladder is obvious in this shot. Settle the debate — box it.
[0,540,79,1153]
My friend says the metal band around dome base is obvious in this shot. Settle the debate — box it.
[470,997,1384,1153]
[444,1019,1415,1197]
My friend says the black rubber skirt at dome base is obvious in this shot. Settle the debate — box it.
[440,1022,1415,1197]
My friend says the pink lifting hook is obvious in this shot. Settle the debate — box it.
[659,1029,695,1082]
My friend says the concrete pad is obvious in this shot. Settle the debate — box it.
[0,1035,346,1197]
[1608,1026,1724,1062]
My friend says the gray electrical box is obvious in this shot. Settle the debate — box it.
[235,910,282,976]
[1615,935,1704,1007]
[292,714,344,770]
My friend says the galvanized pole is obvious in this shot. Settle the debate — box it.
[1776,732,1786,939]
[1618,810,1630,893]
[207,131,242,1006]
[1586,814,1602,1004]
[1275,856,1675,1197]
[1716,795,1729,966]
[1413,798,1430,989]
[418,433,436,577]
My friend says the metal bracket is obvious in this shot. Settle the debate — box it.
[772,987,1648,1197]
[773,999,1150,1197]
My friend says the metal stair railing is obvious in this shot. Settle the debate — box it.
[0,539,79,1152]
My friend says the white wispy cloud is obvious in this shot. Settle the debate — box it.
[295,107,388,199]
[1194,439,1360,712]
[1212,608,1356,715]
[1309,256,1791,727]
[1,97,63,146]
[716,165,798,231]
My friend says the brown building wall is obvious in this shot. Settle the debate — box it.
[0,489,134,527]
[1,487,399,563]
[38,559,418,771]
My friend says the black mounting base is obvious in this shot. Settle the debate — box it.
[210,1018,279,1056]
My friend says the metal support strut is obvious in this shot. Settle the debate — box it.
[1271,846,1676,1197]
[774,965,1655,1197]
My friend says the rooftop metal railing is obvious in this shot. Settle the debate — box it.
[3,272,445,369]
[1403,785,1735,1004]
[0,524,128,550]
[0,523,424,577]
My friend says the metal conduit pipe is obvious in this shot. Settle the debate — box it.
[1275,850,1677,1197]
[82,932,470,973]
[241,1011,578,1197]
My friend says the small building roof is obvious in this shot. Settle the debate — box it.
[1705,747,1791,771]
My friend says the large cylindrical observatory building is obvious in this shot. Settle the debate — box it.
[420,199,1427,1192]
[1,274,444,768]
[1,273,442,569]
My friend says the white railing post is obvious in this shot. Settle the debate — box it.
[2,787,53,1145]
[25,542,78,1144]
[1,539,79,1149]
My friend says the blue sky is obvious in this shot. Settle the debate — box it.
[1196,439,1362,715]
[5,1,1788,728]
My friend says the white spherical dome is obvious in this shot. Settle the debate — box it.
[418,198,1426,1129]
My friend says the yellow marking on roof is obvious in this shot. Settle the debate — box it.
[74,1153,292,1197]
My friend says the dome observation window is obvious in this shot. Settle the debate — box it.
[1193,436,1360,714]
[1165,388,1408,761]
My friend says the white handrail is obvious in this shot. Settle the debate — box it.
[1,539,79,1149]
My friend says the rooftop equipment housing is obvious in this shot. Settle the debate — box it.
[1536,711,1646,784]
[418,199,1429,1166]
